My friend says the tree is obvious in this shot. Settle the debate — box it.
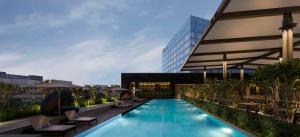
[200,83,212,101]
[88,87,98,105]
[277,59,300,123]
[253,59,300,123]
[0,82,18,109]
[227,79,243,108]
[214,80,230,105]
[254,64,281,117]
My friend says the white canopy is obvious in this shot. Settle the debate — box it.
[181,0,300,71]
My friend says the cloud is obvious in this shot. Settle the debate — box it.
[138,11,149,17]
[0,0,166,85]
[112,25,120,31]
[2,29,166,85]
[0,0,128,34]
[154,7,174,19]
[0,53,23,68]
[68,0,127,26]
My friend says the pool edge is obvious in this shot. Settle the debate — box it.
[182,99,256,137]
[121,99,151,115]
[76,99,255,137]
[75,100,150,137]
[75,114,121,137]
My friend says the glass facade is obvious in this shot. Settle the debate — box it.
[162,16,209,72]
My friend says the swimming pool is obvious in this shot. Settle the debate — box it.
[76,99,250,137]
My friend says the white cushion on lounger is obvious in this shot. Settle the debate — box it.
[65,110,79,120]
[30,116,52,130]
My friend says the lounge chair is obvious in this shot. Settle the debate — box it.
[115,101,133,109]
[132,96,145,102]
[64,110,97,126]
[30,115,76,137]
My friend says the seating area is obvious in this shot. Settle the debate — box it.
[30,116,76,137]
[132,96,145,102]
[1,0,300,136]
[64,110,97,126]
[113,100,133,109]
[0,100,146,137]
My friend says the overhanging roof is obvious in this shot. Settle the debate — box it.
[181,0,300,71]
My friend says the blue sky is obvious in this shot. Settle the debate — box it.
[0,0,221,85]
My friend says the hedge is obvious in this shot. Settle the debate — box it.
[0,104,40,122]
[182,96,300,137]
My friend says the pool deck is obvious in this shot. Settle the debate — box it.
[0,101,146,137]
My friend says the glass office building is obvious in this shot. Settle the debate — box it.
[162,16,209,72]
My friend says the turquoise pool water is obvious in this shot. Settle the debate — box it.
[76,99,249,137]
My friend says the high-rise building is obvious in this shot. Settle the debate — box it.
[162,16,209,72]
[0,71,43,86]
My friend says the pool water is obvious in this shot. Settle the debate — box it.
[76,99,249,137]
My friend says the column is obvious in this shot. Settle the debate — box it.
[279,51,283,63]
[280,12,297,61]
[203,66,207,83]
[223,54,227,80]
[240,65,244,81]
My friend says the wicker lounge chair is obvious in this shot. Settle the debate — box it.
[64,110,97,126]
[30,115,76,137]
[132,96,145,102]
[115,101,133,109]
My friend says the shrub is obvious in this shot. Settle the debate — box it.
[0,104,40,122]
[183,95,300,137]
[100,98,107,104]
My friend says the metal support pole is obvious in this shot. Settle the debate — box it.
[279,51,283,63]
[203,66,207,82]
[223,54,227,80]
[240,65,244,81]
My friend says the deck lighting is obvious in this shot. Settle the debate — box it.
[221,128,233,134]
[133,110,141,114]
[194,114,208,121]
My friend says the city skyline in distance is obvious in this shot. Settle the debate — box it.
[0,0,221,85]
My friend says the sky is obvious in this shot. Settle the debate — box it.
[0,0,221,85]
